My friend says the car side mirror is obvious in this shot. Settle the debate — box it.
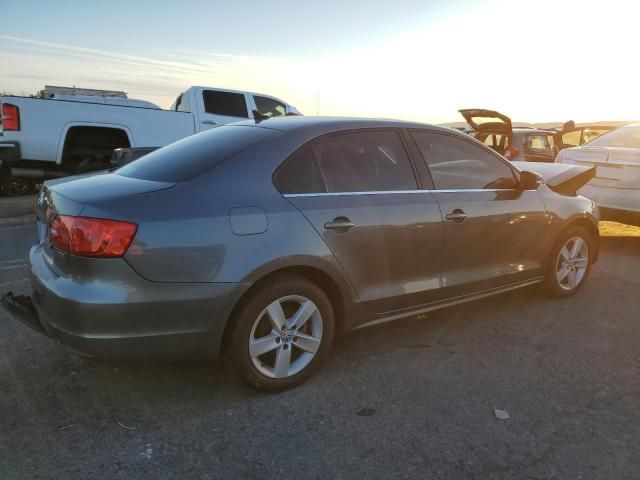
[519,170,543,190]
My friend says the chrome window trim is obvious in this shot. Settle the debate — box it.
[283,189,517,198]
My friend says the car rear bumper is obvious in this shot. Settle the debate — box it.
[2,244,250,359]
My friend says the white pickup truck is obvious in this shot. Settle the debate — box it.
[0,85,299,195]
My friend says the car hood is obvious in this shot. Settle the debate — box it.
[512,161,595,195]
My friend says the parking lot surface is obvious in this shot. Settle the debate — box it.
[1,211,639,479]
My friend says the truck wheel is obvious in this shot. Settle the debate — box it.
[0,175,35,196]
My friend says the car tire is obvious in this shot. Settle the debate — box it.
[543,225,593,298]
[227,274,335,392]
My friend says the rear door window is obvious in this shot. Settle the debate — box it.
[275,130,417,194]
[411,130,518,190]
[202,90,249,118]
[314,130,417,193]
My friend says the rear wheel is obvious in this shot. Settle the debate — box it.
[228,275,335,391]
[544,226,592,297]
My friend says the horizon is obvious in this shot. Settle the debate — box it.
[2,0,640,124]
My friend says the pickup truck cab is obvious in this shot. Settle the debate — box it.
[0,85,299,195]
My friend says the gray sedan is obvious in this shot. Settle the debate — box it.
[2,117,600,391]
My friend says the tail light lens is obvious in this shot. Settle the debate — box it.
[49,215,137,257]
[504,145,519,160]
[1,103,20,131]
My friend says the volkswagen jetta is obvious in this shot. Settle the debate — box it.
[2,117,600,391]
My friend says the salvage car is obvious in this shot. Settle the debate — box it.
[460,109,614,163]
[556,123,640,226]
[2,117,599,391]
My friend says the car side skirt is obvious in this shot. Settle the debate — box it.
[354,277,544,330]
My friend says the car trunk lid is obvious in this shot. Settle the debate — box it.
[36,173,174,273]
[512,161,596,196]
[459,108,513,135]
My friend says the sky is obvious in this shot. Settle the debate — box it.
[1,0,639,124]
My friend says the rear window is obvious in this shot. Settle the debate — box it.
[116,126,277,182]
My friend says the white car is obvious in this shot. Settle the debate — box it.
[555,124,640,225]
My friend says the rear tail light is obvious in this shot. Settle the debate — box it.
[1,103,20,131]
[504,145,519,160]
[49,215,137,257]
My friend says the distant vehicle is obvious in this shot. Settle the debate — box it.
[2,117,599,391]
[556,123,640,226]
[0,85,300,195]
[459,109,615,163]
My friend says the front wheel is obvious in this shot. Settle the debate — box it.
[227,275,335,392]
[544,225,593,297]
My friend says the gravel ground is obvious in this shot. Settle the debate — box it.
[1,215,640,479]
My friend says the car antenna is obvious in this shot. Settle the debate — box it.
[252,110,270,123]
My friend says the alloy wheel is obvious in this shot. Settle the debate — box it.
[249,295,323,379]
[556,236,589,291]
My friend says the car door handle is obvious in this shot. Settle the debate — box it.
[324,217,355,233]
[202,120,218,125]
[445,209,468,223]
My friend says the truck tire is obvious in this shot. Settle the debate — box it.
[0,170,36,197]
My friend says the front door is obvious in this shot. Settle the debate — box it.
[410,130,548,294]
[275,129,444,313]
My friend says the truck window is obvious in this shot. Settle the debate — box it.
[254,95,286,118]
[175,93,191,113]
[202,91,249,118]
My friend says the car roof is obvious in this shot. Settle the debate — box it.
[231,116,455,135]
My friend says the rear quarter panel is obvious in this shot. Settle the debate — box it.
[78,144,355,303]
[535,185,600,261]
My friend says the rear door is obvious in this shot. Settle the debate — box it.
[276,129,444,313]
[410,130,548,294]
[196,89,251,130]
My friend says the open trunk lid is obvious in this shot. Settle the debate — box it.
[459,108,513,135]
[512,161,595,196]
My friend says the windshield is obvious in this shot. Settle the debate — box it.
[586,125,640,148]
[116,125,278,182]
